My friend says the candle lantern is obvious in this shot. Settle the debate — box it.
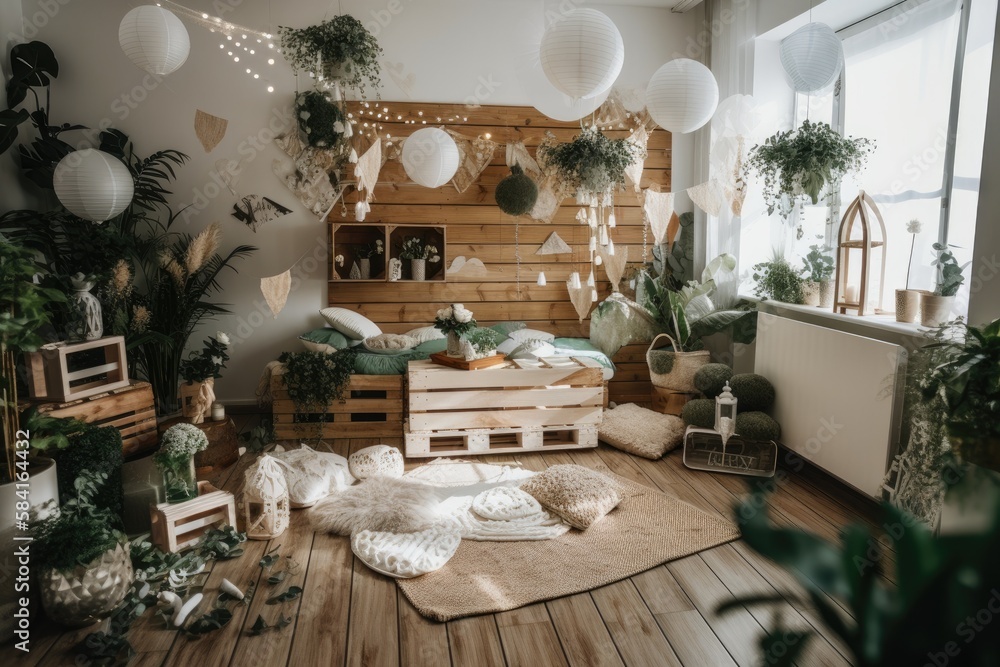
[241,455,289,540]
[714,382,738,445]
[833,191,887,316]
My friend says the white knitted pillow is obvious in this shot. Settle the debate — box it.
[599,403,686,460]
[319,307,382,340]
[271,445,355,507]
[352,526,461,578]
[349,445,405,479]
[471,486,543,521]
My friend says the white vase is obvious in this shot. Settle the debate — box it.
[446,332,462,357]
[68,275,102,341]
[359,257,371,280]
[818,280,834,308]
[895,289,920,323]
[411,258,426,281]
[801,281,821,307]
[919,293,955,328]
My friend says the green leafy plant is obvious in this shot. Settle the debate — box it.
[465,328,503,355]
[240,420,276,453]
[720,483,1000,667]
[747,120,874,217]
[538,126,641,197]
[294,90,346,148]
[802,244,835,282]
[279,15,383,95]
[494,165,538,216]
[356,238,383,259]
[279,349,357,439]
[931,242,968,297]
[179,333,231,383]
[398,236,440,262]
[753,255,805,304]
[56,425,124,519]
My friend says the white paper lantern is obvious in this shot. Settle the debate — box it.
[779,22,844,93]
[646,59,720,134]
[119,6,190,76]
[401,128,460,188]
[540,9,624,100]
[53,149,134,222]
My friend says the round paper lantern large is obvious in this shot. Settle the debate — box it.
[779,22,843,93]
[401,128,460,188]
[514,48,610,121]
[646,59,720,134]
[53,149,135,222]
[119,6,190,76]
[539,9,624,100]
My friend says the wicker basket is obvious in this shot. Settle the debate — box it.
[646,333,710,393]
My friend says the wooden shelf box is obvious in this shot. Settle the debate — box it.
[331,223,388,281]
[149,481,237,552]
[26,336,129,402]
[388,224,446,281]
[270,367,404,440]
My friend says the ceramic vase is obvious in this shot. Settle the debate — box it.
[39,541,132,627]
[411,258,426,281]
[68,274,103,341]
[158,454,199,504]
[802,281,821,307]
[919,293,955,328]
[818,280,835,308]
[359,257,371,280]
[895,289,921,323]
[446,331,462,357]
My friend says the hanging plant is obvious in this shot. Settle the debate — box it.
[295,91,346,148]
[538,126,640,198]
[747,120,874,217]
[278,349,356,414]
[279,15,383,95]
[494,165,538,215]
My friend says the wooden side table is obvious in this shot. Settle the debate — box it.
[158,415,240,478]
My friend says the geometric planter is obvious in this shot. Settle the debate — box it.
[38,541,133,627]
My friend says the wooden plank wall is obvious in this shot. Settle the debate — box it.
[330,102,668,406]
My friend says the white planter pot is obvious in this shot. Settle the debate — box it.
[411,258,426,281]
[919,292,955,328]
[801,281,820,307]
[895,289,921,323]
[818,280,834,308]
[359,257,371,280]
[39,541,133,627]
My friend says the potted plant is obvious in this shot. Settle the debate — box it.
[355,238,383,280]
[747,120,874,217]
[752,255,805,304]
[896,219,923,323]
[178,333,230,424]
[31,469,132,627]
[278,15,383,96]
[398,237,441,281]
[460,328,503,361]
[537,126,641,199]
[277,349,356,442]
[434,304,477,357]
[154,423,209,504]
[801,244,835,307]
[919,243,968,327]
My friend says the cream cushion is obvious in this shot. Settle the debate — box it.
[405,326,446,344]
[320,307,382,340]
[519,465,622,530]
[349,444,405,479]
[507,328,556,344]
[599,403,686,460]
[363,333,418,353]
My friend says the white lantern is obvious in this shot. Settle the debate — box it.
[646,59,720,134]
[53,149,135,222]
[119,6,190,76]
[715,381,738,446]
[401,128,460,188]
[241,455,289,540]
[779,22,844,93]
[539,9,624,100]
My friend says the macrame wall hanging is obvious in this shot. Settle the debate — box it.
[353,136,382,221]
[260,270,292,318]
[194,109,228,153]
[448,129,497,193]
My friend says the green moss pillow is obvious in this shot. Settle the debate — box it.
[299,327,358,354]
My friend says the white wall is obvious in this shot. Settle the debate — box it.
[7,0,702,403]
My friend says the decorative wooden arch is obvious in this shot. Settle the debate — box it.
[832,190,887,316]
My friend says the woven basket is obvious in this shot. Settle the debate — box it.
[646,333,710,393]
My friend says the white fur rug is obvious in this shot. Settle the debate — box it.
[310,476,441,536]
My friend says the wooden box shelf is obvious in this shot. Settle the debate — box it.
[149,481,237,552]
[331,223,388,281]
[388,224,446,281]
[26,336,129,402]
[270,368,404,440]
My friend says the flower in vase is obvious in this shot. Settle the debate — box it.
[216,331,231,346]
[907,219,922,234]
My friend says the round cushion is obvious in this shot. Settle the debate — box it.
[351,526,461,578]
[349,445,404,479]
[363,333,417,354]
[472,486,543,521]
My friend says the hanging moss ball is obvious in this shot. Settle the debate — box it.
[729,373,776,412]
[681,398,716,429]
[494,165,538,216]
[735,412,781,441]
[693,363,734,398]
[295,91,345,148]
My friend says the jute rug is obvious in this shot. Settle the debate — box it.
[397,476,740,621]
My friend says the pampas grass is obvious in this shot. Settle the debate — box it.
[185,222,221,275]
[310,477,442,536]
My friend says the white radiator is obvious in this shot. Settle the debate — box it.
[753,313,907,498]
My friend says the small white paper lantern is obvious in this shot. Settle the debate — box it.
[241,455,289,540]
[53,149,135,222]
[779,22,844,93]
[539,9,624,100]
[401,128,460,188]
[119,6,190,76]
[646,59,720,134]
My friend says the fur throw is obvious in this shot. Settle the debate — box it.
[310,477,442,536]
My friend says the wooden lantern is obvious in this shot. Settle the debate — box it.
[240,455,290,540]
[833,191,887,316]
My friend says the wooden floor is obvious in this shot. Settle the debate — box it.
[8,415,892,667]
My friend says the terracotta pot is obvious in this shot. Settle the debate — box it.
[818,280,834,308]
[919,292,955,328]
[802,281,821,307]
[895,289,921,323]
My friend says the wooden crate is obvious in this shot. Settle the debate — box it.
[26,336,129,402]
[405,356,605,457]
[271,368,404,440]
[609,342,653,408]
[149,481,237,552]
[34,381,158,458]
[651,387,699,416]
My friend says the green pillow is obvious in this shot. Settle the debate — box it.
[490,321,527,338]
[414,338,448,354]
[299,327,357,354]
[552,338,615,370]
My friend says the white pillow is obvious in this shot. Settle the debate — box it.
[507,328,555,344]
[300,338,337,355]
[320,307,382,340]
[506,340,556,359]
[349,445,405,479]
[352,526,461,578]
[405,326,445,344]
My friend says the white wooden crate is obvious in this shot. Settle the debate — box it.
[405,357,605,457]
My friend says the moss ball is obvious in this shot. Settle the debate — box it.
[495,165,538,216]
[681,398,716,429]
[729,373,776,412]
[736,412,781,441]
[693,363,734,398]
